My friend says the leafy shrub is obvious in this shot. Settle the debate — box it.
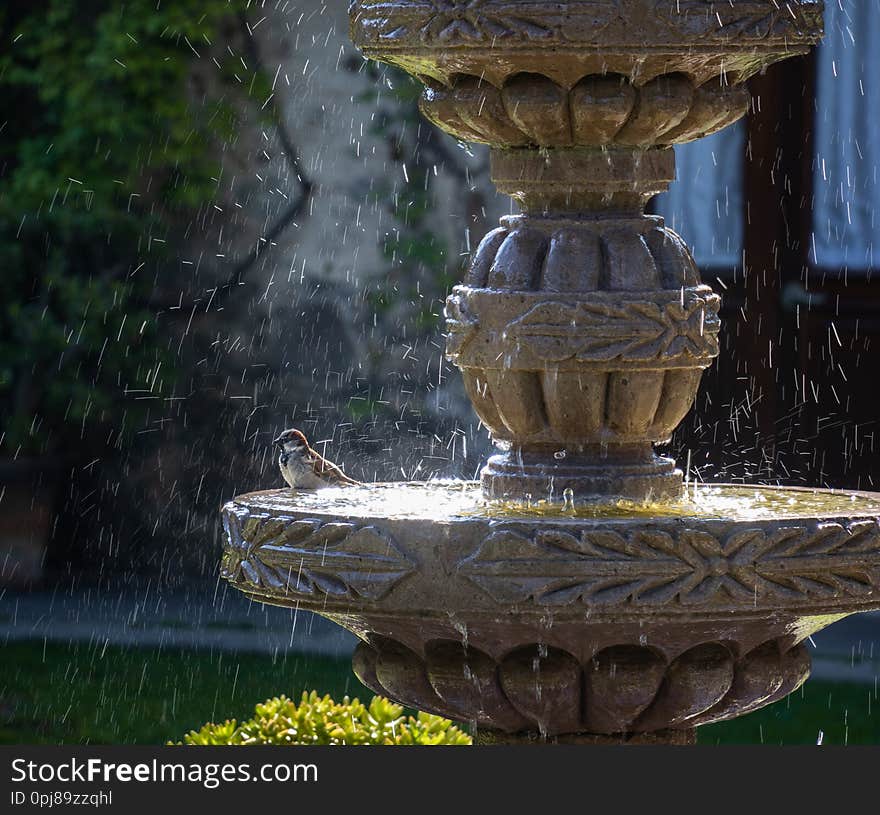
[179,691,472,746]
[0,0,253,456]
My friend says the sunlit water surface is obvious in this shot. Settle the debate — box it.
[238,482,880,522]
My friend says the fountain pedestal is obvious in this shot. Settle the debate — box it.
[217,2,880,745]
[449,146,720,503]
[355,0,820,503]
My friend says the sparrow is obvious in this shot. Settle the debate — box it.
[273,429,361,490]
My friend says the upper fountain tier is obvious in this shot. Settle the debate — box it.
[351,0,823,148]
[351,1,823,85]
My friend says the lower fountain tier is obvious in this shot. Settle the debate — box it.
[220,483,880,738]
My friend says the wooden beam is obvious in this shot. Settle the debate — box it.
[744,55,814,452]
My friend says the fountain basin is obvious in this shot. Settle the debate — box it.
[221,483,880,740]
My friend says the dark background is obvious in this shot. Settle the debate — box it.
[671,53,880,495]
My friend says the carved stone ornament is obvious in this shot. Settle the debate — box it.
[221,502,415,600]
[354,1,822,48]
[223,486,880,619]
[460,521,880,609]
[420,73,752,148]
[446,287,721,369]
[353,635,812,737]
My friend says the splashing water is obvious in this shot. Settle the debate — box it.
[234,481,880,522]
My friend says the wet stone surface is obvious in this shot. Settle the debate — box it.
[229,481,880,523]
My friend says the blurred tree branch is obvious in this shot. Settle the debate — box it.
[208,13,314,307]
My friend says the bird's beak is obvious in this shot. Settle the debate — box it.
[273,435,285,447]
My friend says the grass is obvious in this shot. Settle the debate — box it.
[0,640,368,745]
[699,679,880,745]
[0,640,877,745]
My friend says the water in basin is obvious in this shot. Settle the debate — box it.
[235,481,880,522]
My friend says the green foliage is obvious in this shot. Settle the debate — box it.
[179,691,473,746]
[0,0,253,455]
[0,640,366,745]
[4,640,880,746]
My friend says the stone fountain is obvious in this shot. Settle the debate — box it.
[220,0,880,744]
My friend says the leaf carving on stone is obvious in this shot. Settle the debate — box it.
[504,295,720,364]
[459,521,880,608]
[355,1,820,46]
[664,0,822,40]
[361,1,557,43]
[221,507,414,600]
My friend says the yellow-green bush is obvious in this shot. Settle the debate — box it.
[179,692,472,746]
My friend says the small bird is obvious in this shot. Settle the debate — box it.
[273,429,361,490]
